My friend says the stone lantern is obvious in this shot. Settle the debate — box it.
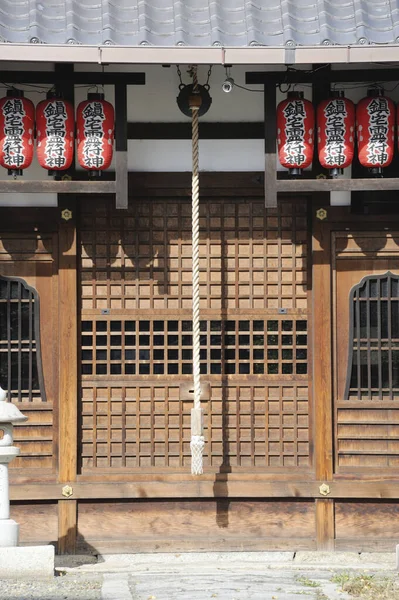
[0,386,27,547]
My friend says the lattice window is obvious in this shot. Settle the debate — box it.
[345,272,399,400]
[81,319,307,377]
[0,276,45,402]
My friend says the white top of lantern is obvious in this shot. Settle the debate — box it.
[0,387,28,423]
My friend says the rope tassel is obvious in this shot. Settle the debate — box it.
[189,66,204,476]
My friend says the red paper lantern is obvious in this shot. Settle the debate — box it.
[277,91,314,175]
[317,93,355,176]
[0,90,34,175]
[356,89,395,173]
[76,93,114,172]
[36,93,74,173]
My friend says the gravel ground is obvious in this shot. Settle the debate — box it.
[0,572,102,600]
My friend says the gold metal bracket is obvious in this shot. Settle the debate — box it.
[62,484,73,498]
[61,208,73,221]
[319,483,331,496]
[316,208,327,221]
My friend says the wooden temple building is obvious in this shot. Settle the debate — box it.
[2,1,399,553]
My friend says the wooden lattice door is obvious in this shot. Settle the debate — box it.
[79,197,312,475]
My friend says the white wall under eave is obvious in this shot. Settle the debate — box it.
[73,64,310,123]
[128,139,265,171]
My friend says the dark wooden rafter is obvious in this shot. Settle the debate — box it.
[127,122,264,139]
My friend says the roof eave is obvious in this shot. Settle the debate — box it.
[1,43,399,65]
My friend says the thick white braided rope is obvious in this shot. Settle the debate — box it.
[190,66,205,475]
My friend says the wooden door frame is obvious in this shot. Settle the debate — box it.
[312,195,399,550]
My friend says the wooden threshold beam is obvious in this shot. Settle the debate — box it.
[0,180,116,193]
[11,479,399,501]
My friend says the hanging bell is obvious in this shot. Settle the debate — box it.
[177,84,212,117]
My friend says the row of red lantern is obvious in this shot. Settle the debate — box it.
[0,90,115,174]
[277,90,395,175]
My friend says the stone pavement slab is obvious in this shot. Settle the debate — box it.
[0,550,388,600]
[127,567,346,600]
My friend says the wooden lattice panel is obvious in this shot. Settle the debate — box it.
[79,198,310,474]
[80,383,310,470]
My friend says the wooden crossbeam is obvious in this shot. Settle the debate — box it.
[277,178,399,192]
[0,180,116,192]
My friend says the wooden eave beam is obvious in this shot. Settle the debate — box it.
[246,68,399,85]
[0,71,145,85]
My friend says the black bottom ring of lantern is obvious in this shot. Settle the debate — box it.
[289,168,302,177]
[88,170,101,178]
[330,168,343,178]
[8,169,22,177]
[369,167,383,177]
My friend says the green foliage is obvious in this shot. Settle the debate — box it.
[331,571,399,599]
[296,575,320,588]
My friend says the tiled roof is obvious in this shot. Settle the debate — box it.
[1,1,399,47]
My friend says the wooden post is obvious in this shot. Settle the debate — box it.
[264,82,277,208]
[312,194,335,550]
[311,64,330,181]
[115,83,128,209]
[58,196,78,554]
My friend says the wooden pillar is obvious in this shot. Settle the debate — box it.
[312,195,335,550]
[312,67,335,551]
[58,196,78,554]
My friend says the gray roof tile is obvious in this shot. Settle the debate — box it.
[0,0,399,46]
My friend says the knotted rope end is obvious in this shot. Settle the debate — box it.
[190,435,205,475]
